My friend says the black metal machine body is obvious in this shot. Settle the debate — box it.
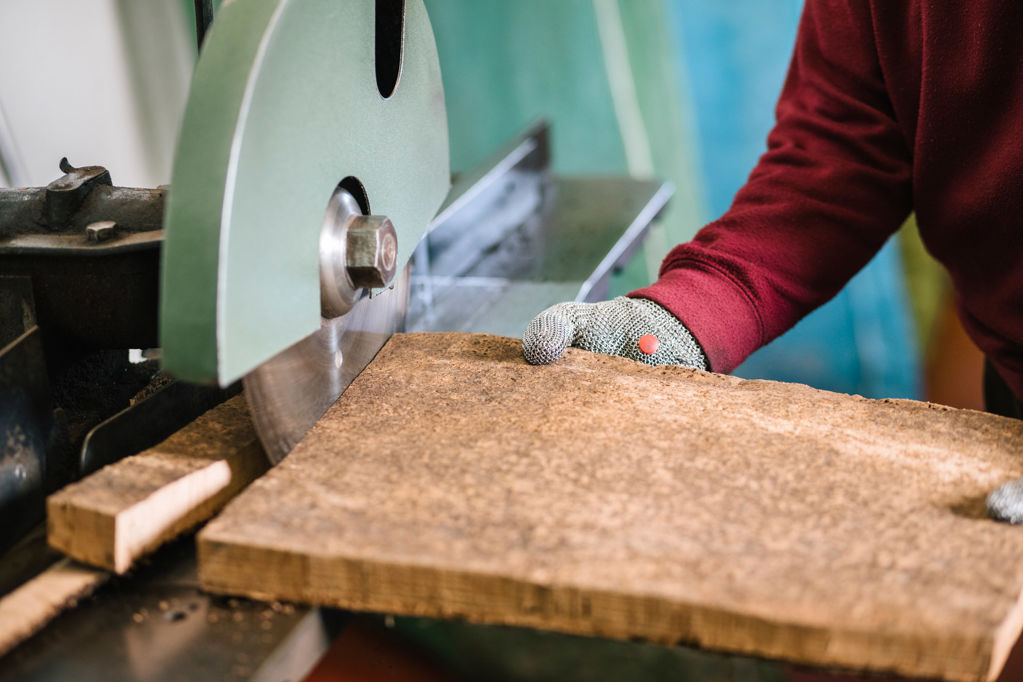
[0,160,235,555]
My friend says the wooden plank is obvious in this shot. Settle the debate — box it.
[49,395,267,574]
[0,558,108,656]
[198,333,1023,682]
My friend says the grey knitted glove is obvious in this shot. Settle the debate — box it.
[522,297,708,369]
[988,478,1023,523]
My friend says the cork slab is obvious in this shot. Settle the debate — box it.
[198,333,1023,681]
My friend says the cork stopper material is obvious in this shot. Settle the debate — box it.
[199,333,1023,682]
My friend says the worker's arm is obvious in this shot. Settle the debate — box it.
[525,0,913,371]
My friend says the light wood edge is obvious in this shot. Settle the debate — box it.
[196,538,994,682]
[987,585,1023,680]
[46,502,116,571]
[48,441,266,574]
[0,558,108,657]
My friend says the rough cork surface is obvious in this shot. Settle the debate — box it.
[198,333,1023,682]
[49,395,267,573]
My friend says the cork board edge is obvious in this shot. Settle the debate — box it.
[988,585,1023,680]
[0,558,108,657]
[46,499,117,572]
[113,441,267,573]
[197,533,995,682]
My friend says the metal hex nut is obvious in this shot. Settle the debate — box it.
[345,215,397,288]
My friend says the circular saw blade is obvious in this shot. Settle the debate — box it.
[161,0,449,386]
[243,267,409,464]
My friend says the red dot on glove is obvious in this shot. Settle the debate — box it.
[638,334,659,355]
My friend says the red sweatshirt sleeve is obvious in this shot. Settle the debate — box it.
[630,1,913,373]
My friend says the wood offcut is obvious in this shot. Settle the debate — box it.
[0,559,107,656]
[49,395,267,574]
[199,333,1023,682]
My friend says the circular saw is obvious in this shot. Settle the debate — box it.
[160,0,450,463]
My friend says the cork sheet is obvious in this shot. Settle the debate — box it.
[198,333,1023,681]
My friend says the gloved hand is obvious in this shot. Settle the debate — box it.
[522,296,708,369]
[988,479,1023,524]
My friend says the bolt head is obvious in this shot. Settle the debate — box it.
[86,220,117,242]
[345,215,398,288]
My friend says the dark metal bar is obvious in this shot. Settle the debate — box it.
[194,0,214,51]
[80,379,240,476]
[0,186,166,243]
